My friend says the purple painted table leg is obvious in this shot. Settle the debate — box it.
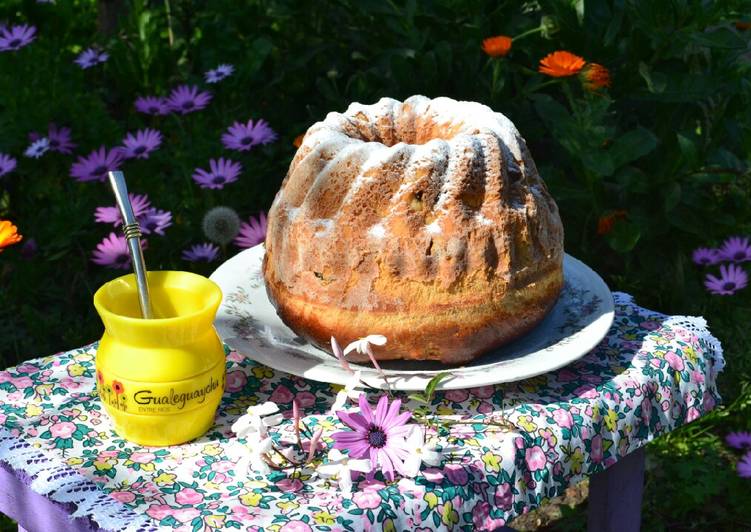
[0,461,103,532]
[587,447,646,532]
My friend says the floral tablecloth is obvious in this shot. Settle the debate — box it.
[0,293,723,532]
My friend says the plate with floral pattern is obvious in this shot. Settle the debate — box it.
[211,245,614,391]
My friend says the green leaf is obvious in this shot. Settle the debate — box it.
[663,182,681,212]
[638,62,667,94]
[676,133,698,168]
[608,127,658,169]
[606,220,641,253]
[424,372,450,401]
[614,166,650,194]
[246,37,273,76]
[580,151,615,177]
[407,393,428,404]
[692,28,747,49]
[603,3,625,45]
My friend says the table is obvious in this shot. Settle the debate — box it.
[0,292,724,531]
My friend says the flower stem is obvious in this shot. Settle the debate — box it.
[512,26,544,41]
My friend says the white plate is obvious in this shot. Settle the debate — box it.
[210,245,614,391]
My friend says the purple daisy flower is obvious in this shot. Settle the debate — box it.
[204,63,234,84]
[726,431,751,450]
[0,153,17,177]
[24,137,49,159]
[74,48,109,69]
[47,123,76,154]
[0,24,36,52]
[718,236,751,263]
[182,243,220,262]
[91,232,147,269]
[134,96,169,116]
[234,212,267,248]
[95,193,152,225]
[739,452,751,479]
[221,118,278,151]
[139,208,172,236]
[166,85,212,115]
[704,264,748,295]
[192,158,242,190]
[70,146,123,182]
[692,247,721,266]
[119,129,162,160]
[332,394,412,481]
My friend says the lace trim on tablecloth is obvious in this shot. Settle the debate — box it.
[612,291,725,374]
[0,428,156,532]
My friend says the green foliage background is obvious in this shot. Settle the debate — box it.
[0,0,750,528]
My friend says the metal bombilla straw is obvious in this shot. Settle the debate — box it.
[108,171,154,319]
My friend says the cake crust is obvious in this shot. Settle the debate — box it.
[263,95,564,363]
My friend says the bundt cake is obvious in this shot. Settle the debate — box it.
[263,95,564,364]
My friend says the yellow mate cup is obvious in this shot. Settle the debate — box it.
[93,271,226,446]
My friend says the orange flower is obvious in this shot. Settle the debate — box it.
[597,210,627,235]
[0,220,22,252]
[293,134,305,148]
[482,36,513,57]
[112,380,124,395]
[736,21,751,31]
[581,63,611,91]
[581,63,610,91]
[539,51,586,77]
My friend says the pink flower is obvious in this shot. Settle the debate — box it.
[99,451,118,458]
[664,352,685,371]
[332,394,413,481]
[280,521,313,532]
[175,487,204,505]
[59,377,83,390]
[146,504,174,520]
[591,435,604,463]
[12,376,33,389]
[703,394,716,411]
[16,364,38,374]
[0,372,11,383]
[469,385,494,399]
[295,391,316,408]
[227,352,244,363]
[211,461,234,473]
[173,508,201,523]
[129,452,155,464]
[686,406,700,422]
[472,501,507,531]
[478,401,493,414]
[269,385,294,403]
[422,467,444,483]
[110,491,136,504]
[276,478,303,492]
[552,408,573,428]
[352,489,382,509]
[49,422,76,439]
[556,369,578,382]
[443,464,469,485]
[445,389,468,402]
[692,370,705,384]
[494,483,513,509]
[225,370,247,393]
[525,445,547,471]
[574,385,599,399]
